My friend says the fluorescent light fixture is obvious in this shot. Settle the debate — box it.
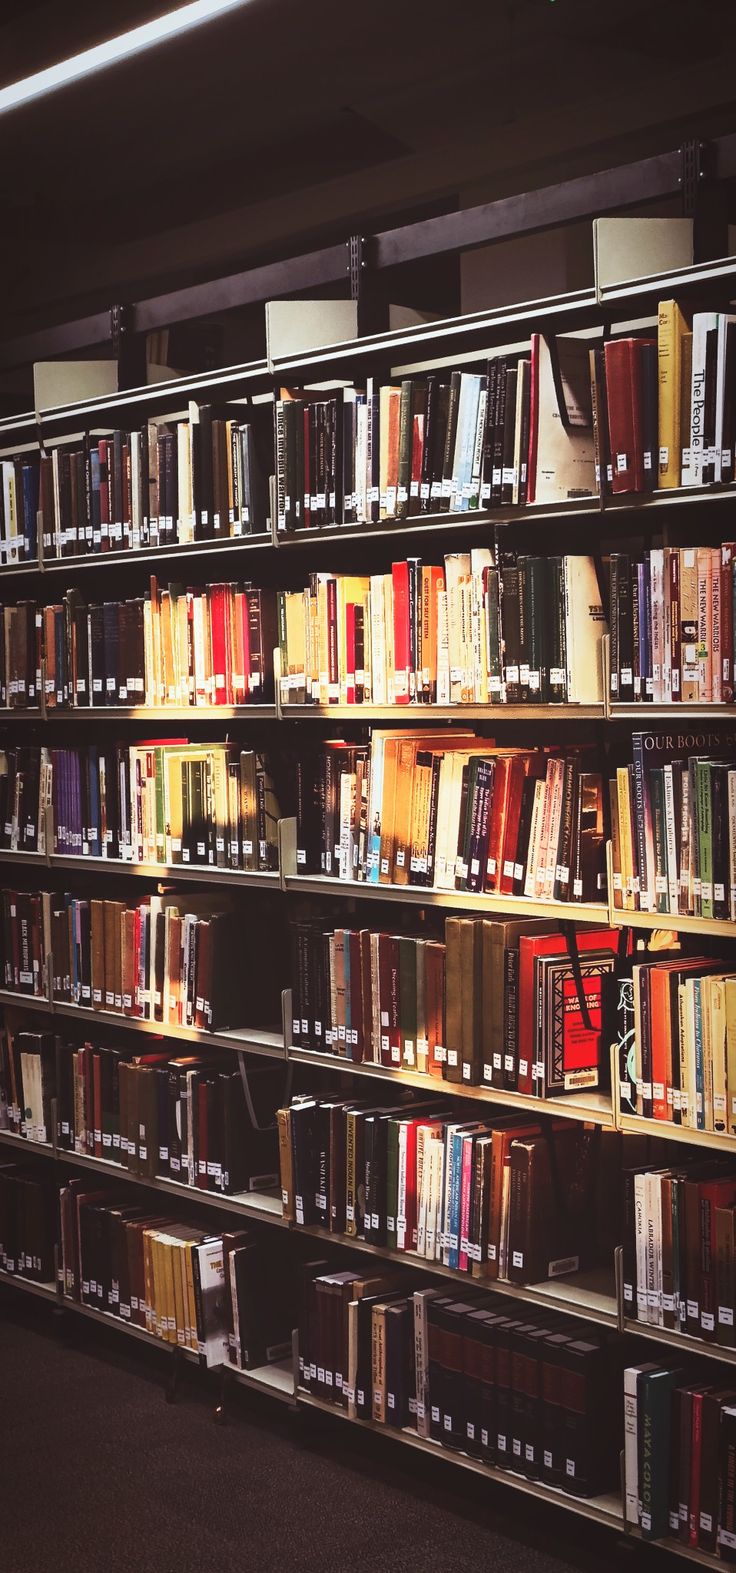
[0,0,251,115]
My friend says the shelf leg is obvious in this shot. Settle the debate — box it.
[214,1364,233,1425]
[165,1345,185,1404]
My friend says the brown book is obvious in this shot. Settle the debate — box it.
[101,900,124,1011]
[716,1205,736,1350]
[117,1061,130,1171]
[444,917,463,1083]
[90,900,106,1010]
[460,917,483,1086]
[136,1066,159,1180]
[277,1106,294,1220]
[424,939,446,1080]
[166,911,182,1024]
[121,907,136,1017]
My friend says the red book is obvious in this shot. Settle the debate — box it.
[604,338,654,494]
[234,590,251,700]
[92,1050,103,1158]
[517,927,621,1097]
[209,583,228,706]
[499,757,529,895]
[326,578,339,700]
[345,601,356,705]
[689,1390,705,1548]
[484,756,511,893]
[98,439,110,549]
[527,334,540,505]
[722,543,735,703]
[391,560,411,704]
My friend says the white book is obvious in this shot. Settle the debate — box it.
[649,549,665,704]
[684,311,719,485]
[563,556,607,704]
[634,1172,648,1322]
[623,1364,661,1526]
[662,765,679,914]
[450,373,482,511]
[436,589,450,705]
[195,1238,230,1367]
[523,779,547,899]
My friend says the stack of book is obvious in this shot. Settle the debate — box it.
[0,601,40,708]
[296,733,606,904]
[59,1177,234,1363]
[609,545,735,704]
[279,1094,622,1284]
[275,340,597,531]
[0,1028,281,1194]
[0,457,39,563]
[47,741,279,871]
[277,553,606,707]
[299,1267,623,1496]
[40,407,268,558]
[624,1358,736,1550]
[291,917,621,1097]
[617,954,736,1131]
[610,729,736,919]
[38,581,276,711]
[47,890,259,1032]
[0,1163,55,1282]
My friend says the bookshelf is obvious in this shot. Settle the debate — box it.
[2,249,736,1567]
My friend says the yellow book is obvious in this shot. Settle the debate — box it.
[708,975,729,1135]
[658,298,690,487]
[726,976,736,1135]
[616,767,636,912]
[142,1228,156,1335]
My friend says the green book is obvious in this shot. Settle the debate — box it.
[696,759,714,919]
[385,1118,400,1251]
[639,1366,687,1538]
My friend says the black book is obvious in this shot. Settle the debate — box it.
[501,365,518,505]
[702,325,719,486]
[385,1300,412,1429]
[500,558,521,703]
[427,383,450,514]
[491,357,508,504]
[438,370,461,513]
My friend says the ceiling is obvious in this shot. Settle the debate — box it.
[1,0,736,354]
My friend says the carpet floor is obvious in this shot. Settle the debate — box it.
[0,1289,658,1573]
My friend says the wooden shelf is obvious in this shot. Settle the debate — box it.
[224,1357,296,1404]
[42,704,278,721]
[287,1047,615,1127]
[622,1316,736,1366]
[0,988,284,1058]
[0,1128,287,1224]
[297,1389,623,1530]
[0,1269,59,1304]
[617,1111,736,1150]
[48,853,280,889]
[610,908,736,939]
[280,703,605,722]
[292,1218,618,1328]
[0,987,52,1013]
[609,704,736,722]
[283,872,608,924]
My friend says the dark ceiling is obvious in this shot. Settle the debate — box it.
[2,0,736,353]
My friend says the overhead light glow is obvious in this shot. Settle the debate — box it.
[0,0,251,115]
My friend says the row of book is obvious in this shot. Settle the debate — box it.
[5,567,736,715]
[60,1177,285,1366]
[1,1162,290,1372]
[41,582,277,710]
[0,1029,280,1196]
[0,458,39,564]
[610,731,736,920]
[279,1094,623,1283]
[623,1157,736,1347]
[609,545,735,704]
[296,735,606,904]
[0,887,276,1034]
[299,1269,622,1497]
[46,742,279,871]
[277,554,605,707]
[0,743,280,871]
[624,1357,736,1553]
[38,411,268,559]
[619,954,736,1133]
[0,601,38,709]
[291,917,620,1098]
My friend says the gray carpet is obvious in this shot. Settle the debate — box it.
[0,1290,655,1573]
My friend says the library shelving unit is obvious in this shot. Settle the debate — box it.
[3,230,736,1566]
